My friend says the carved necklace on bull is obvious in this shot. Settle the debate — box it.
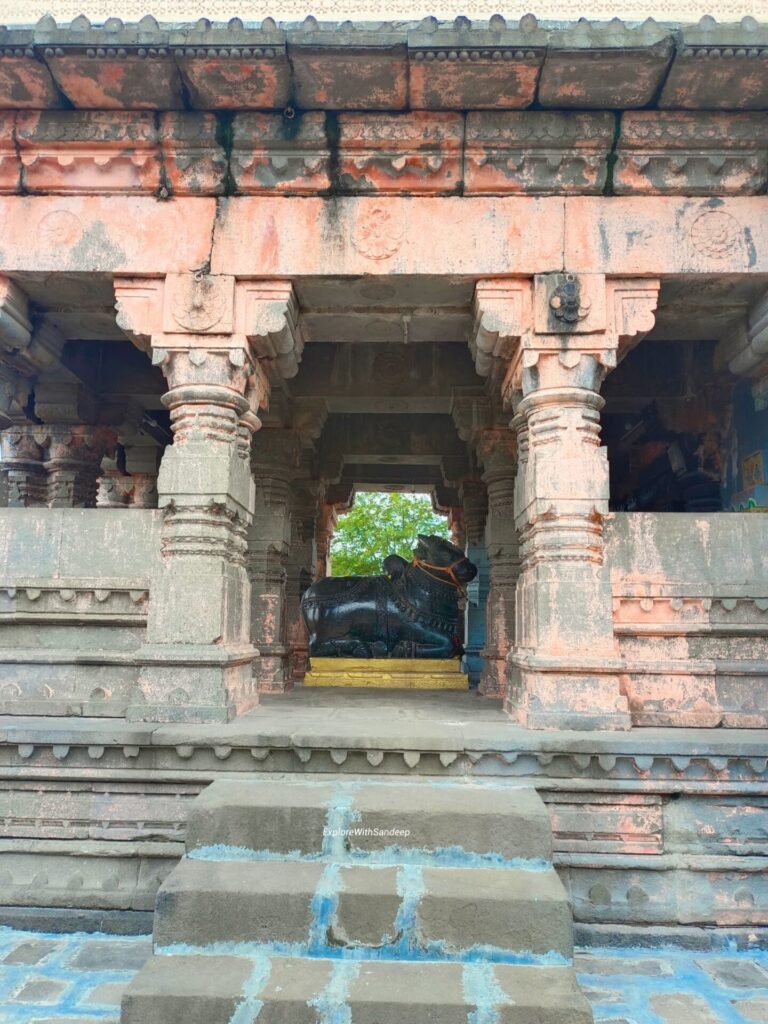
[411,555,468,610]
[386,555,467,640]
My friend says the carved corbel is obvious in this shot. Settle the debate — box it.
[114,277,164,352]
[237,281,304,379]
[606,278,661,360]
[715,289,768,409]
[470,280,532,377]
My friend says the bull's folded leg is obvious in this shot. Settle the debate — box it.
[311,638,374,657]
[390,639,457,659]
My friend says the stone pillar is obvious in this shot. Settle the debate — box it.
[114,272,279,722]
[0,425,47,507]
[460,479,488,687]
[286,475,324,683]
[471,274,660,729]
[314,501,339,582]
[476,430,519,699]
[43,424,117,507]
[248,429,300,693]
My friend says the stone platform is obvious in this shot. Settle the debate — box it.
[1,688,767,938]
[303,658,469,688]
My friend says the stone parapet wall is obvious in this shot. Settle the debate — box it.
[606,512,768,728]
[0,508,160,716]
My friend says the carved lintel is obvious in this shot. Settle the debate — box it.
[0,276,32,354]
[237,280,304,380]
[471,279,532,377]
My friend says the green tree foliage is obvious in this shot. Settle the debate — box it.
[330,492,451,577]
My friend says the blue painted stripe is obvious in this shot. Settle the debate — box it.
[228,952,272,1024]
[187,844,550,872]
[309,864,343,953]
[463,962,508,1024]
[308,960,360,1024]
[392,865,424,956]
[155,940,568,967]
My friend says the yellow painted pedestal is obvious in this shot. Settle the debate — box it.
[303,658,468,689]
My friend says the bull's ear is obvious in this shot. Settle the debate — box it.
[383,554,408,579]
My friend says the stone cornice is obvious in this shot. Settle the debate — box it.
[0,15,764,112]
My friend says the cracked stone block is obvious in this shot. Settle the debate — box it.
[735,996,768,1022]
[66,938,152,972]
[650,992,721,1024]
[3,939,59,964]
[15,977,68,1003]
[697,959,768,990]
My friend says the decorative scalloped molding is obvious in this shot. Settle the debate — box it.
[0,4,766,23]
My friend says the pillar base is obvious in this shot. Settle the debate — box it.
[478,654,506,699]
[253,647,294,694]
[128,644,258,724]
[506,653,631,731]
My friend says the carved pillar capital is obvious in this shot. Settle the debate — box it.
[470,274,660,403]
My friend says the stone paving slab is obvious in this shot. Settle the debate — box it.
[1,926,768,1023]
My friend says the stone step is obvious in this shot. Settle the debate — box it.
[154,856,573,956]
[123,953,593,1024]
[187,778,553,863]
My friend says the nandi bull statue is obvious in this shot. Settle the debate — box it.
[301,534,477,659]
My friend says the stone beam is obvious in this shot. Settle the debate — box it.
[0,196,766,278]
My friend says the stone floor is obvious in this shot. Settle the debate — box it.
[0,928,767,1023]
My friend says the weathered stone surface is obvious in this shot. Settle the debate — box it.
[16,111,160,196]
[737,997,768,1022]
[173,21,290,110]
[186,778,336,854]
[615,113,768,196]
[697,958,768,989]
[68,937,153,971]
[537,22,674,109]
[287,25,408,110]
[407,20,547,110]
[465,112,614,195]
[418,866,573,954]
[337,112,463,195]
[121,953,253,1024]
[649,991,721,1024]
[231,112,330,195]
[158,112,227,196]
[660,23,768,111]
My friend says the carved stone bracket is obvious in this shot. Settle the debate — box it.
[471,274,660,401]
[715,288,768,410]
[238,280,304,379]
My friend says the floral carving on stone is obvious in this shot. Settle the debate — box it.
[37,210,82,248]
[351,205,403,261]
[167,272,234,334]
[689,210,743,261]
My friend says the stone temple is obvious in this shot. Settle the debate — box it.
[0,10,767,1023]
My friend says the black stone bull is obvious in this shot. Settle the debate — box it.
[301,534,477,659]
